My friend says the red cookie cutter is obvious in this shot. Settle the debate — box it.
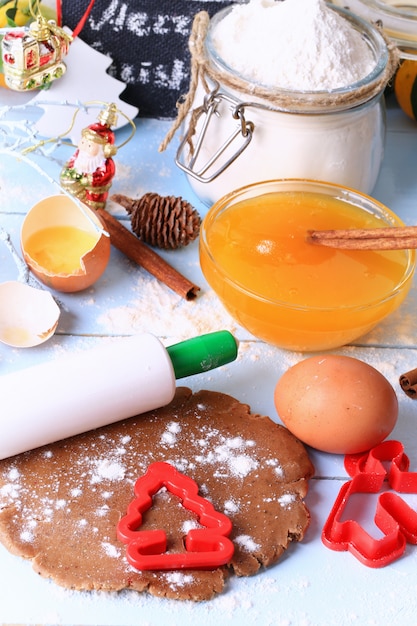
[117,461,234,570]
[322,440,417,567]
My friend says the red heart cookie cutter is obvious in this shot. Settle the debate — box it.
[117,461,234,570]
[322,440,417,567]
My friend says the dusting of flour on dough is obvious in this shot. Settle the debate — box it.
[91,460,126,483]
[278,493,297,508]
[0,417,294,554]
[235,535,261,552]
[0,389,313,604]
[164,572,195,589]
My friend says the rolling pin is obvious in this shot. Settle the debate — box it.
[0,330,238,459]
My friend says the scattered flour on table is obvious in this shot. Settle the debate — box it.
[97,270,240,340]
[211,0,375,90]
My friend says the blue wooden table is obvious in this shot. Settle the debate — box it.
[1,93,417,625]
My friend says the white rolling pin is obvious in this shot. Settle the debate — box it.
[0,330,238,459]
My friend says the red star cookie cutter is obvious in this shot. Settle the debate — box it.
[322,440,417,567]
[117,461,234,570]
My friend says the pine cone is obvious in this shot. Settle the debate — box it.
[111,193,201,250]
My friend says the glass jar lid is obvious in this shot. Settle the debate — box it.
[331,0,417,59]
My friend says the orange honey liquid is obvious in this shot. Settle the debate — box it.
[200,191,413,350]
[24,226,99,274]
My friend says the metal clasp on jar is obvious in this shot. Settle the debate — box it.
[175,87,255,183]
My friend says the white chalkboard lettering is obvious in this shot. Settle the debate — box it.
[63,0,240,117]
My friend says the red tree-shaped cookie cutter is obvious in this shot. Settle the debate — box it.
[117,462,234,570]
[322,440,417,567]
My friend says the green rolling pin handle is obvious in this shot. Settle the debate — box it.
[167,330,238,379]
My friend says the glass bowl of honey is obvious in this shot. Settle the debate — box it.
[199,179,416,351]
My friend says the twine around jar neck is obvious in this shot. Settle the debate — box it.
[159,10,400,154]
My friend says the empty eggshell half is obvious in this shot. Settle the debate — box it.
[21,195,111,293]
[0,281,60,348]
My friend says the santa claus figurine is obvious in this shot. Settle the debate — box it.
[60,103,118,209]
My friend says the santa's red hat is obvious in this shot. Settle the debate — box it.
[82,123,117,158]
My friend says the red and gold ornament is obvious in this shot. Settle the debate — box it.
[60,103,118,210]
[2,14,71,90]
[0,0,95,91]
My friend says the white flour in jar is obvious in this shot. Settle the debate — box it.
[178,0,391,203]
[211,0,376,90]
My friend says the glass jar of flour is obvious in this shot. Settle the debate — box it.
[167,1,399,206]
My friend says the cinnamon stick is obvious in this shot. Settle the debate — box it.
[399,367,417,399]
[307,225,417,250]
[95,207,200,300]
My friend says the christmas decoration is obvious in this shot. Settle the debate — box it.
[29,38,138,144]
[111,192,201,250]
[117,461,234,570]
[0,0,97,92]
[60,103,118,210]
[1,13,72,90]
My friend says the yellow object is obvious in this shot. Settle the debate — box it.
[24,226,100,275]
[200,183,415,351]
[203,192,408,306]
[0,0,30,27]
[394,59,417,121]
[21,195,111,293]
[0,0,56,27]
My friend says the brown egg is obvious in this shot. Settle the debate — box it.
[21,195,111,293]
[274,354,398,454]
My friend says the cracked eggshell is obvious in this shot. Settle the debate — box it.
[0,281,60,347]
[21,195,111,293]
[274,354,398,455]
